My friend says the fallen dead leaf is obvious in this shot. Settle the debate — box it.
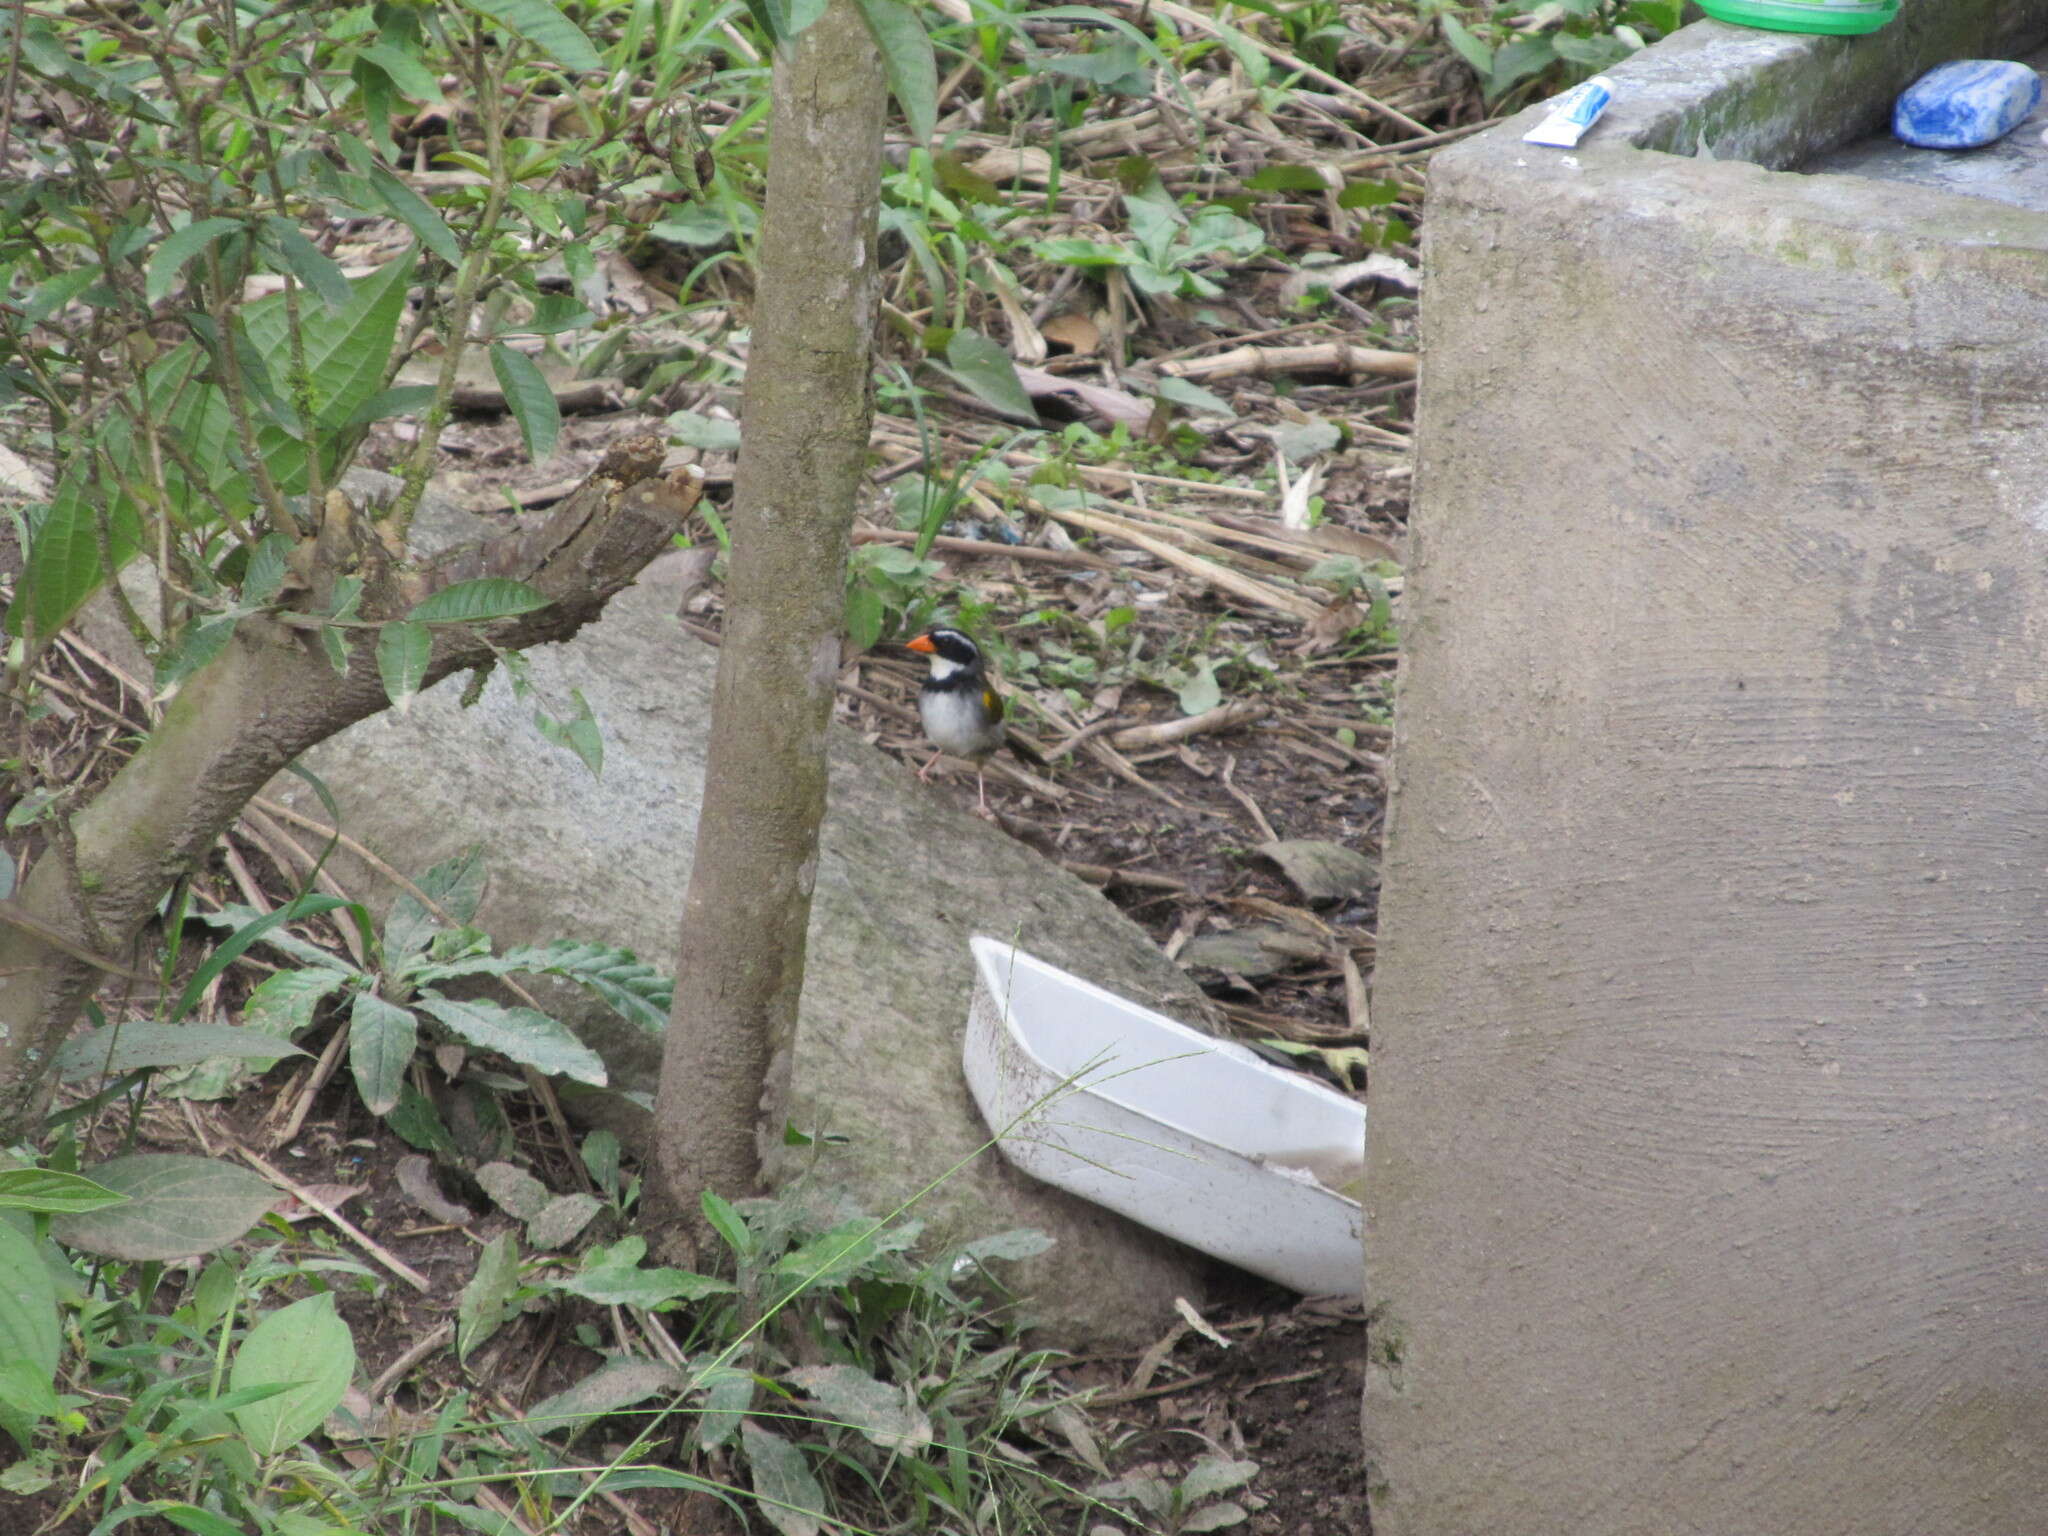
[1257,839,1380,902]
[1042,312,1102,355]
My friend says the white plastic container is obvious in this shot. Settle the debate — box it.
[963,935,1365,1295]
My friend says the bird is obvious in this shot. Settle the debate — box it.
[905,627,1047,818]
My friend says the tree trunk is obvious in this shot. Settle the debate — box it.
[0,441,700,1140]
[652,0,887,1216]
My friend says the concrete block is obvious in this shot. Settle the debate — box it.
[1366,8,2048,1533]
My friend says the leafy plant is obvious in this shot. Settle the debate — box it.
[477,1179,1086,1536]
[1037,182,1267,299]
[1090,1454,1264,1533]
[106,849,671,1141]
[1433,0,1683,101]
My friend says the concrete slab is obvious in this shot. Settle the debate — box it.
[1367,8,2048,1533]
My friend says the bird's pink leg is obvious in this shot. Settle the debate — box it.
[917,751,943,783]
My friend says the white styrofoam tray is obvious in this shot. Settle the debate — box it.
[963,935,1364,1295]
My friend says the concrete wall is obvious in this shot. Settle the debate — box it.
[1365,8,2048,1532]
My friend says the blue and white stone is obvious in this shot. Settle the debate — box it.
[1894,59,2042,150]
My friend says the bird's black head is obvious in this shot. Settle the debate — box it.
[907,627,982,668]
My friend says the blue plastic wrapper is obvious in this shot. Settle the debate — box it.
[1894,59,2042,149]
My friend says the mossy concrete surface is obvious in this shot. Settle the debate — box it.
[1366,5,2048,1532]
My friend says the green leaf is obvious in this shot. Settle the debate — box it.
[1337,179,1401,210]
[1041,42,1147,92]
[195,904,353,970]
[740,1422,827,1536]
[695,1362,753,1450]
[241,532,296,604]
[384,845,488,963]
[153,1506,252,1536]
[665,409,742,451]
[524,1359,688,1435]
[460,0,602,72]
[1177,659,1222,715]
[21,266,96,325]
[534,687,602,776]
[409,577,551,624]
[844,582,884,653]
[10,459,143,640]
[241,251,419,437]
[357,41,445,103]
[1181,1500,1251,1531]
[231,1293,357,1455]
[413,940,670,1033]
[581,1128,621,1191]
[344,383,439,427]
[348,992,418,1116]
[948,1227,1053,1264]
[733,0,790,47]
[477,1161,549,1221]
[175,893,359,1022]
[348,49,400,158]
[1245,164,1325,192]
[1489,35,1558,94]
[786,1364,932,1451]
[55,1022,309,1082]
[415,994,607,1085]
[700,1190,753,1260]
[0,1167,125,1215]
[368,169,463,266]
[773,1218,902,1293]
[376,620,433,712]
[0,1356,59,1452]
[489,343,560,462]
[1151,375,1235,418]
[0,1220,59,1388]
[319,624,350,675]
[1437,13,1495,81]
[146,216,243,307]
[553,1259,734,1308]
[1181,1457,1260,1504]
[388,1080,457,1155]
[852,0,937,144]
[943,330,1036,421]
[1033,236,1129,269]
[528,1192,602,1250]
[519,293,597,335]
[1622,0,1682,32]
[264,220,354,311]
[51,1153,276,1260]
[1551,30,1629,68]
[457,1230,523,1360]
[154,612,240,695]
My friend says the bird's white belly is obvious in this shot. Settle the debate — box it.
[920,687,1000,758]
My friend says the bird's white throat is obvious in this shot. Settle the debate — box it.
[925,653,969,682]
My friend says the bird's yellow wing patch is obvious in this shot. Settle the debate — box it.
[982,688,1004,723]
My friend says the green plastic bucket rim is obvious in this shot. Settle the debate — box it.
[1696,0,1900,35]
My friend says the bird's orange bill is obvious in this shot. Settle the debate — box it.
[906,633,936,654]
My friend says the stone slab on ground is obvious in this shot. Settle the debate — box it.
[268,551,1225,1346]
